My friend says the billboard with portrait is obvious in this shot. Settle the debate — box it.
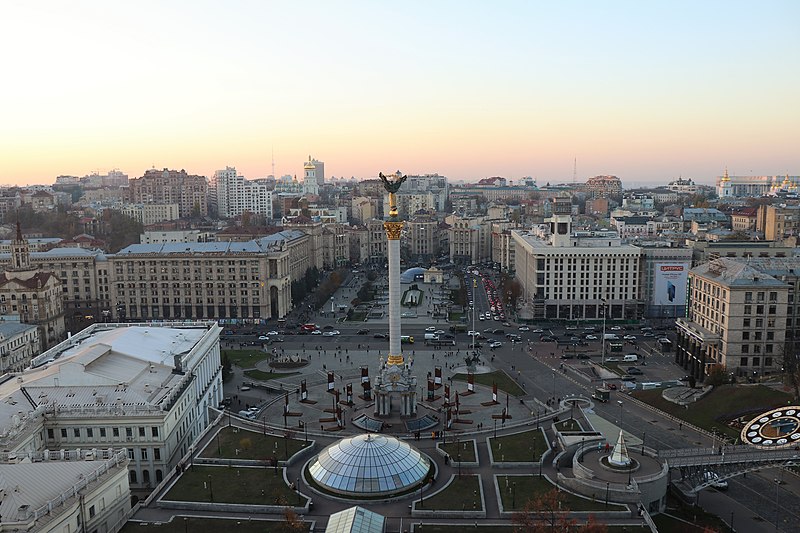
[653,262,690,306]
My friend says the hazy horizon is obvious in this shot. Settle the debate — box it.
[2,1,798,186]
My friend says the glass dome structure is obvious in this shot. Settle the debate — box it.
[308,433,430,497]
[400,267,426,283]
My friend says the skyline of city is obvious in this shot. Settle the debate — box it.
[2,1,798,185]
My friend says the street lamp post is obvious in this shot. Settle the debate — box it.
[601,299,607,365]
[617,400,623,427]
[552,371,556,405]
[208,474,214,502]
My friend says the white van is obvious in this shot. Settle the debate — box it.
[623,354,639,362]
[424,333,438,341]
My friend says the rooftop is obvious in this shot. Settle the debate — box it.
[0,323,215,446]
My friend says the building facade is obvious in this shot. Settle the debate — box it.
[676,259,787,380]
[128,168,208,218]
[13,322,222,492]
[0,227,65,350]
[210,166,274,220]
[512,215,642,320]
[0,321,39,373]
[109,237,294,321]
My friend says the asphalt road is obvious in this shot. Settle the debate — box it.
[218,269,800,531]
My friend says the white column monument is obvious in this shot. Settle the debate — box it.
[373,171,417,417]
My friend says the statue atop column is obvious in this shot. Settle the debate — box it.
[379,171,407,219]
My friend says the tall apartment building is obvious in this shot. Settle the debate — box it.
[585,175,623,198]
[676,258,788,380]
[210,166,274,220]
[512,215,642,320]
[128,168,208,218]
[396,174,449,211]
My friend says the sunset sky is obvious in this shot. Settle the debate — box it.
[1,1,798,186]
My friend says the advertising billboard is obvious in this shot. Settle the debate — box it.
[653,262,690,306]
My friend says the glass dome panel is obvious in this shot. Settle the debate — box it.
[308,433,431,497]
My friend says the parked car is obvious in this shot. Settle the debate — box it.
[425,326,436,332]
[373,333,388,339]
[703,471,728,490]
[627,367,644,375]
[357,329,370,335]
[518,326,530,331]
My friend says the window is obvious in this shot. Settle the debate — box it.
[89,505,96,518]
[61,428,67,438]
[740,357,748,366]
[742,332,750,341]
[744,305,752,315]
[154,448,161,461]
[151,426,159,438]
[744,319,751,328]
[139,427,146,437]
[47,428,54,439]
[100,428,106,438]
[127,449,134,459]
[86,428,93,438]
[742,345,750,353]
[113,428,120,437]
[141,448,148,460]
[765,357,773,367]
[129,470,137,484]
[126,428,133,438]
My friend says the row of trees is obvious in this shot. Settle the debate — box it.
[5,205,143,252]
[290,266,322,306]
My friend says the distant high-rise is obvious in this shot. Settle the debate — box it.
[210,166,273,220]
[304,156,325,186]
[129,168,208,218]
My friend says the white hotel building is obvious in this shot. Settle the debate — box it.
[512,214,643,321]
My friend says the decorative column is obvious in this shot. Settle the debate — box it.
[380,171,408,368]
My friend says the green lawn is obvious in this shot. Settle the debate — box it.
[554,418,584,432]
[164,465,306,506]
[421,474,482,511]
[633,384,792,439]
[489,429,547,462]
[453,370,526,397]
[413,527,513,533]
[121,517,309,533]
[199,426,310,461]
[496,475,625,512]
[413,524,645,532]
[244,369,300,381]
[653,511,733,533]
[222,349,269,369]
[349,311,367,321]
[440,440,477,462]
